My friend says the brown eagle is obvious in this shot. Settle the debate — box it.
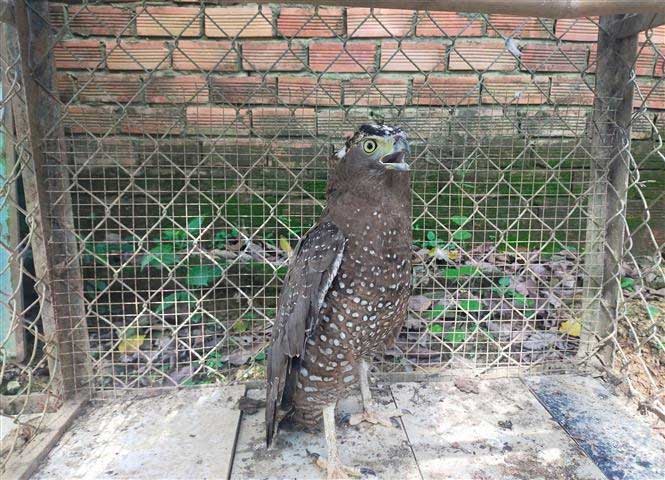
[266,124,411,478]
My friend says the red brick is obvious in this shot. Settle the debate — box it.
[416,12,483,37]
[136,6,201,37]
[206,6,273,38]
[550,76,595,106]
[186,107,250,135]
[412,76,480,106]
[520,43,589,73]
[278,77,342,106]
[449,40,517,72]
[64,105,119,134]
[347,8,414,38]
[145,75,209,104]
[58,73,142,103]
[344,77,408,106]
[309,42,377,73]
[381,40,447,72]
[636,45,665,76]
[482,75,549,104]
[278,7,344,37]
[210,76,278,105]
[251,107,317,136]
[556,17,598,42]
[640,25,665,45]
[173,40,238,71]
[54,40,103,70]
[242,41,307,71]
[487,15,553,39]
[106,40,170,70]
[121,107,184,134]
[65,6,134,36]
[635,79,665,110]
[656,54,664,77]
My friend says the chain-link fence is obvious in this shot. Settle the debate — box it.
[1,0,664,470]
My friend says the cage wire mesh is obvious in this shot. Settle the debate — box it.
[1,19,66,463]
[1,1,664,468]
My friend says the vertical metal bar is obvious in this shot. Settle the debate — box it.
[581,15,637,366]
[11,0,90,397]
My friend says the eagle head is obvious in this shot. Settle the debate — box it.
[335,124,410,173]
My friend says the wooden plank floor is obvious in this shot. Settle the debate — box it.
[391,379,604,480]
[232,385,421,480]
[527,375,665,480]
[32,386,245,480]
[28,376,665,480]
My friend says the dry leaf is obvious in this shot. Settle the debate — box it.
[408,295,432,312]
[559,320,581,337]
[118,334,145,354]
[279,236,293,256]
[454,377,479,394]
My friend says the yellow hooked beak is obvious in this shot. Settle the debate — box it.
[380,135,410,171]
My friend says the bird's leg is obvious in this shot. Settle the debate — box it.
[348,360,400,428]
[314,404,362,479]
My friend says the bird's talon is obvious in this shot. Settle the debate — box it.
[315,456,363,479]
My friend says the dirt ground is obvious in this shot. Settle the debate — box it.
[616,297,665,436]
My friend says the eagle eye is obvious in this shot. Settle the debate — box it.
[362,139,377,154]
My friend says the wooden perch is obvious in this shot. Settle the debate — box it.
[250,0,665,18]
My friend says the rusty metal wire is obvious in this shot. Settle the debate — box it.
[1,2,664,468]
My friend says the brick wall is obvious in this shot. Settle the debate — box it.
[50,3,665,133]
[48,2,665,249]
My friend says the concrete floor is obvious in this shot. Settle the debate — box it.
[30,375,665,480]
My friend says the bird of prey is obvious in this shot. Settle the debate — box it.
[266,124,411,478]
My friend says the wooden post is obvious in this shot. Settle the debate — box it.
[581,15,638,366]
[9,0,90,397]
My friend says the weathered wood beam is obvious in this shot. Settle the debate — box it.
[10,0,91,398]
[581,15,638,366]
[613,13,665,39]
[0,0,13,25]
[248,0,665,18]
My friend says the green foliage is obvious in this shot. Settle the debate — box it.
[450,215,470,226]
[457,299,482,312]
[141,244,181,270]
[444,330,468,345]
[214,228,238,247]
[187,263,224,287]
[204,352,226,370]
[429,323,444,334]
[424,304,447,320]
[232,320,249,332]
[452,229,472,241]
[441,266,480,279]
[187,216,209,235]
[621,277,636,291]
[155,291,196,314]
